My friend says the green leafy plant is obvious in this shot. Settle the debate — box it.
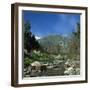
[24,57,32,67]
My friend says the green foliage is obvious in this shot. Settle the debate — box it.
[24,21,41,53]
[24,21,31,32]
[24,57,32,67]
[24,21,32,52]
[30,50,53,63]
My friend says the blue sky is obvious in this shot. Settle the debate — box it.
[23,11,80,38]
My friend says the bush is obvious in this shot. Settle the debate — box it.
[24,57,32,67]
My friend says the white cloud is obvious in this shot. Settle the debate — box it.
[35,36,41,40]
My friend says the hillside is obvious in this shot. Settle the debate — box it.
[38,35,68,54]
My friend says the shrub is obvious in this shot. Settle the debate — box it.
[24,57,32,67]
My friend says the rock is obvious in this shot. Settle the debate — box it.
[31,61,41,67]
[53,60,63,65]
[24,68,27,72]
[55,54,61,59]
[75,68,80,75]
[64,67,76,75]
[47,65,53,69]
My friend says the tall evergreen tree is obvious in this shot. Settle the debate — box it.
[24,21,41,53]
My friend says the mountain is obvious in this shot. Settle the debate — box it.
[38,35,68,54]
